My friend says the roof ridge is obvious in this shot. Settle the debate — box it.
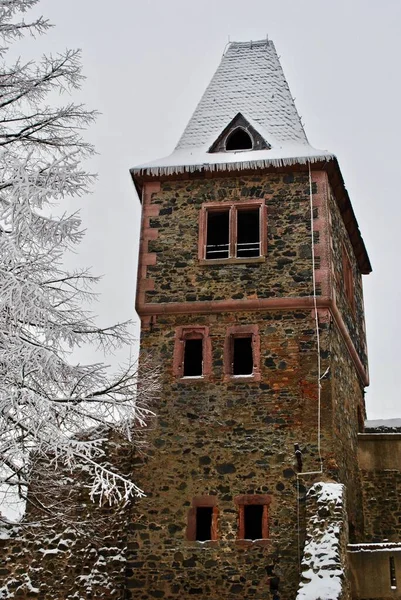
[226,38,274,49]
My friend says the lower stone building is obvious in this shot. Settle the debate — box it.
[1,38,401,600]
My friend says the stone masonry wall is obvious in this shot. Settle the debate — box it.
[330,324,366,539]
[145,172,317,305]
[129,169,368,599]
[358,434,401,542]
[328,185,367,368]
[127,309,332,600]
[296,482,351,600]
[0,434,133,600]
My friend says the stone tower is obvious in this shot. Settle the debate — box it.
[129,39,371,599]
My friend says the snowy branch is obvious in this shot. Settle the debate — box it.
[0,0,159,523]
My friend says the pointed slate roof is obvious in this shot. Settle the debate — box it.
[176,39,307,150]
[132,39,334,177]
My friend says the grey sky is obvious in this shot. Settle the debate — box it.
[18,0,401,419]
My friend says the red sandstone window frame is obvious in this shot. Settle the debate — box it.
[187,496,218,542]
[173,326,212,380]
[235,494,270,541]
[198,199,267,263]
[224,324,261,381]
[342,245,355,312]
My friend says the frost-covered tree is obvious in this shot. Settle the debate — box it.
[0,0,157,523]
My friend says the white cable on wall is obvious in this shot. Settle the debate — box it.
[296,162,324,571]
[308,161,323,471]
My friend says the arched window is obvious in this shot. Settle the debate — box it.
[225,128,253,151]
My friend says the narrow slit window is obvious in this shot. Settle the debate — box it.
[237,209,260,257]
[225,128,253,151]
[196,507,213,541]
[244,505,263,540]
[206,211,229,259]
[390,556,397,589]
[183,339,203,377]
[233,337,253,375]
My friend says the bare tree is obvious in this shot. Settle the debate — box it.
[0,0,157,523]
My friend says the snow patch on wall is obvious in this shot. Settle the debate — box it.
[296,482,350,600]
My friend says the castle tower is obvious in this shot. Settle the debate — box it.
[129,39,371,599]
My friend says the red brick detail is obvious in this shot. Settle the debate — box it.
[198,199,267,261]
[138,296,368,386]
[342,244,355,313]
[136,181,161,326]
[173,326,212,380]
[312,171,331,297]
[235,495,271,540]
[187,496,218,541]
[223,324,261,382]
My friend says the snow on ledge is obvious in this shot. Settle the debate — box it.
[348,542,401,553]
[296,482,347,600]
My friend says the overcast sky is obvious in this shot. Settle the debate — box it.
[16,0,401,420]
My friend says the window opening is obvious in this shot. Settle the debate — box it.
[390,556,397,589]
[244,505,263,540]
[183,339,203,377]
[233,337,253,375]
[237,209,260,257]
[206,210,229,259]
[196,507,213,541]
[226,128,253,151]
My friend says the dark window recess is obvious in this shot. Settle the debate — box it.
[226,128,253,151]
[244,505,263,540]
[196,507,213,541]
[206,211,229,259]
[233,337,253,375]
[183,339,203,377]
[237,209,260,257]
[390,556,397,589]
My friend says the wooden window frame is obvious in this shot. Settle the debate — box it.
[224,324,261,381]
[187,496,218,542]
[173,326,212,380]
[342,245,355,312]
[235,494,271,541]
[198,199,267,265]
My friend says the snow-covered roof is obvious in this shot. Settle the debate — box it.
[131,39,334,177]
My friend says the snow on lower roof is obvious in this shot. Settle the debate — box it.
[365,419,401,429]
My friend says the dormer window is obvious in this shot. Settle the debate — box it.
[208,112,270,153]
[225,128,253,151]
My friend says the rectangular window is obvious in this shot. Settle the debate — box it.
[206,210,230,259]
[199,200,266,262]
[390,556,397,590]
[244,505,263,540]
[236,208,260,258]
[173,326,212,380]
[196,507,213,541]
[224,325,260,381]
[233,337,253,375]
[183,339,203,377]
[187,496,218,542]
[236,495,270,541]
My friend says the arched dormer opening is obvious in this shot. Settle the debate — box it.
[208,113,270,154]
[225,127,253,151]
